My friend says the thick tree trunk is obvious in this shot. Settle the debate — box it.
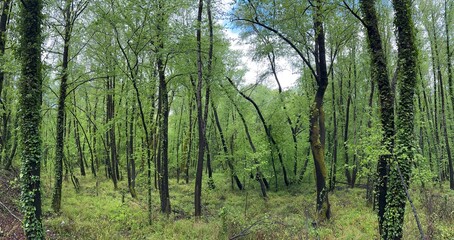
[360,0,395,234]
[383,0,418,238]
[18,0,45,238]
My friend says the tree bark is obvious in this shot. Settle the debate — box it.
[443,0,454,189]
[360,0,395,234]
[194,0,205,217]
[383,0,418,238]
[18,0,45,238]
[310,0,330,221]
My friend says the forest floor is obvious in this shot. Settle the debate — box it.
[2,170,454,239]
[0,169,24,240]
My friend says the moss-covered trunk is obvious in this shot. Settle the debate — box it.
[360,0,395,235]
[311,0,330,221]
[18,0,44,238]
[383,0,418,238]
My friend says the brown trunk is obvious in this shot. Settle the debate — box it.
[310,0,330,221]
[194,0,205,217]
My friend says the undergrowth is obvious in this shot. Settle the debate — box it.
[38,172,453,239]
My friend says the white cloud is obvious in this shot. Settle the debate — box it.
[219,0,299,90]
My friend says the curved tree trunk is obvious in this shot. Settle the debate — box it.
[310,0,330,221]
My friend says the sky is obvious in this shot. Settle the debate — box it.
[218,0,300,90]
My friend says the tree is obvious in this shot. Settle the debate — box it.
[52,0,88,213]
[18,0,45,238]
[359,0,395,234]
[155,0,171,215]
[0,0,12,170]
[444,0,454,189]
[194,0,205,217]
[382,0,418,238]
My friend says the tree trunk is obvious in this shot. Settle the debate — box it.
[212,103,243,190]
[194,0,205,217]
[0,0,11,169]
[106,76,118,189]
[310,0,330,221]
[230,97,267,198]
[227,77,289,188]
[383,0,418,238]
[445,0,454,189]
[73,94,86,177]
[126,100,137,198]
[329,60,338,191]
[360,0,395,234]
[18,0,45,238]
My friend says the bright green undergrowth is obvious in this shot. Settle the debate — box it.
[39,173,453,239]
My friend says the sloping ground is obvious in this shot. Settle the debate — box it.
[0,170,25,240]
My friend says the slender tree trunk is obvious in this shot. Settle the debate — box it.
[445,0,454,189]
[329,61,338,191]
[227,77,289,188]
[0,0,11,169]
[194,0,205,217]
[126,100,137,198]
[106,76,118,189]
[73,94,86,177]
[229,98,267,198]
[212,102,243,190]
[343,69,352,185]
[18,0,44,238]
[310,0,330,221]
[51,0,72,213]
[185,97,194,184]
[156,0,171,214]
[431,10,454,189]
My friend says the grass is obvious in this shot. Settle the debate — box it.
[38,172,454,239]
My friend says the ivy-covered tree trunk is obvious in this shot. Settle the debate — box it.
[0,0,12,170]
[383,0,418,238]
[360,0,395,235]
[311,0,330,221]
[18,0,44,238]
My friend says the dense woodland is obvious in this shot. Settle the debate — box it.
[0,0,454,239]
